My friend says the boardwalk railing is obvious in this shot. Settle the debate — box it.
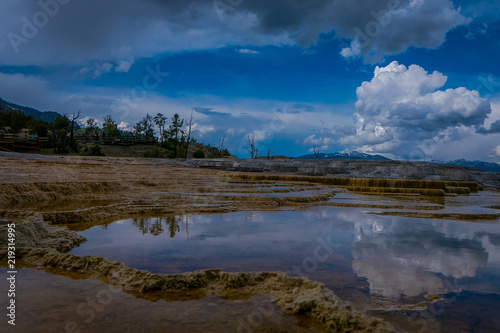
[0,133,158,152]
[0,133,49,152]
[78,135,158,145]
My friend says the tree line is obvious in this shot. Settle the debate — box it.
[0,106,230,158]
[0,106,80,153]
[128,112,196,158]
[0,107,50,136]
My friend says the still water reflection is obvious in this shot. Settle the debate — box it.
[0,268,321,333]
[352,214,497,298]
[71,207,500,302]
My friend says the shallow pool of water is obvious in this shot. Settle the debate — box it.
[68,196,500,332]
[71,207,500,295]
[0,268,323,333]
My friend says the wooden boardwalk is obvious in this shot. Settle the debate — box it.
[79,135,158,145]
[0,134,49,152]
[0,134,158,152]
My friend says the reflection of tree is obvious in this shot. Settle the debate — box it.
[150,218,164,236]
[100,222,110,230]
[131,215,191,238]
[132,217,152,235]
[166,216,180,238]
[132,217,164,236]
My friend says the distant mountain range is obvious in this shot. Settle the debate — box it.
[2,96,500,172]
[297,149,391,160]
[297,150,500,172]
[0,97,61,123]
[437,159,500,173]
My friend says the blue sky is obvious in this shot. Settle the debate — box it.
[0,0,499,160]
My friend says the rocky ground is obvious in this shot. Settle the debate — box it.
[186,158,500,189]
[1,151,499,332]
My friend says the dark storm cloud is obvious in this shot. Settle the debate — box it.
[278,104,316,114]
[292,103,315,112]
[0,0,475,65]
[193,107,231,117]
[321,123,357,138]
[452,0,500,21]
[1,0,239,65]
[229,0,470,59]
[335,0,469,62]
[477,119,500,134]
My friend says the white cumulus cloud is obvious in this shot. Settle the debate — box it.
[494,146,500,157]
[236,49,259,55]
[115,59,135,73]
[323,61,492,159]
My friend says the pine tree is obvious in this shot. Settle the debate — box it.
[141,114,155,140]
[153,113,167,142]
[103,115,120,137]
[164,113,184,156]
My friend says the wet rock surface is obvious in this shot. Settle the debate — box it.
[1,152,499,332]
[5,248,396,333]
[0,211,85,252]
[187,158,500,189]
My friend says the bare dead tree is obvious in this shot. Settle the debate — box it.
[206,143,215,158]
[218,133,226,158]
[246,133,258,159]
[267,147,271,159]
[69,109,81,150]
[313,143,321,159]
[184,110,196,158]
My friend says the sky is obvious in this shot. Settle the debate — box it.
[0,0,499,160]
